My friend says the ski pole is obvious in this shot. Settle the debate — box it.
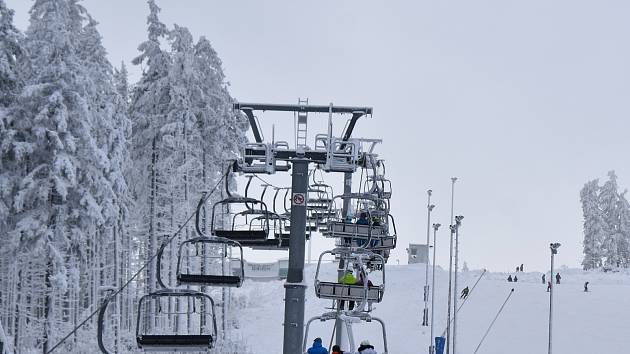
[473,288,515,354]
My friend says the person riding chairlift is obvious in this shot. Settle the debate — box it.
[307,337,329,354]
[338,269,357,310]
[358,340,378,354]
[356,271,373,287]
[356,212,370,225]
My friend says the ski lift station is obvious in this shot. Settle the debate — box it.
[407,244,429,264]
[231,258,290,280]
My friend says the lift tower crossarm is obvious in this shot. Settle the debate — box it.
[233,102,373,143]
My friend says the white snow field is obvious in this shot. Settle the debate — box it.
[236,263,630,354]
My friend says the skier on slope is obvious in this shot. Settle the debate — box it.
[507,275,513,282]
[584,281,589,292]
[542,274,546,284]
[358,340,378,354]
[460,286,470,299]
[308,337,329,354]
[547,281,552,292]
[555,273,561,284]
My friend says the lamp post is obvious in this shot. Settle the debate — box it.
[445,177,457,354]
[423,190,435,327]
[548,242,561,354]
[452,215,463,354]
[429,223,441,354]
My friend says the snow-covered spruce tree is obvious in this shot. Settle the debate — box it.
[599,171,623,268]
[0,0,25,335]
[0,0,131,351]
[616,191,630,267]
[580,179,606,270]
[130,0,247,289]
[114,61,130,103]
[0,0,24,107]
[129,2,248,345]
[129,0,171,296]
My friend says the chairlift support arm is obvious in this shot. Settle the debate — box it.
[233,102,373,143]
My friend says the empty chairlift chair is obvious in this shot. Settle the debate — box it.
[136,289,217,352]
[211,197,270,242]
[314,134,360,173]
[314,248,385,308]
[240,142,276,174]
[176,236,245,287]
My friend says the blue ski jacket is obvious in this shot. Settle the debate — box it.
[308,340,329,354]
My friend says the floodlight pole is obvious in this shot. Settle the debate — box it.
[445,177,457,354]
[423,190,434,326]
[452,215,463,354]
[283,159,309,354]
[429,223,441,354]
[548,243,560,354]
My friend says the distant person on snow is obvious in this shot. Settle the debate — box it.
[358,340,378,354]
[520,264,524,272]
[515,266,519,272]
[556,273,561,284]
[542,274,546,284]
[547,281,552,292]
[584,281,589,292]
[514,276,518,282]
[507,275,513,282]
[331,344,344,354]
[308,337,329,354]
[460,286,470,299]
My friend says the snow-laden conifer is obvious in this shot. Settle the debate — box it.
[580,179,606,269]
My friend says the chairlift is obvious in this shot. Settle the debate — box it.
[210,197,270,241]
[322,194,395,252]
[136,289,217,352]
[239,142,275,174]
[176,236,244,287]
[163,196,247,288]
[314,134,360,173]
[314,248,385,307]
[337,214,397,249]
[303,311,389,354]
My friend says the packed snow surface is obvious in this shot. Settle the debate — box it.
[236,263,630,354]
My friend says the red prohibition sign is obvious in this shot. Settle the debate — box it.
[292,193,305,205]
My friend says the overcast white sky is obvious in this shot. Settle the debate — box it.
[8,0,630,271]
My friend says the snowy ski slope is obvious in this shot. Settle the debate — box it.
[236,263,630,354]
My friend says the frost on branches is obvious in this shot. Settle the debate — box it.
[580,171,630,270]
[0,0,248,353]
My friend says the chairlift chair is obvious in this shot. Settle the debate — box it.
[322,194,395,252]
[314,135,360,173]
[314,249,385,307]
[239,142,275,174]
[176,236,245,287]
[303,311,389,354]
[211,197,270,241]
[364,175,392,200]
[136,289,217,352]
[336,213,398,253]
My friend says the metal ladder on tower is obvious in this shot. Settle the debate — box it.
[295,98,308,149]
